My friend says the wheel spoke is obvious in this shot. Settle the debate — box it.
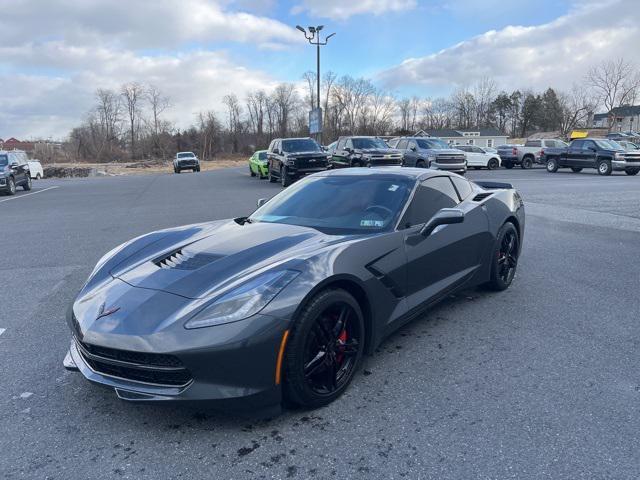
[325,355,337,391]
[304,351,327,379]
[338,339,359,356]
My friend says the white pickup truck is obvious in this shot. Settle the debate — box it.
[497,139,568,169]
[28,160,44,179]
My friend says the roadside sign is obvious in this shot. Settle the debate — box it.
[309,108,322,134]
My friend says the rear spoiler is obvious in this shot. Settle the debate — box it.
[474,181,513,190]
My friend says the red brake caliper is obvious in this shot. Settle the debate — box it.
[336,329,348,364]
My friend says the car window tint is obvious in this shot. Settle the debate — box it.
[401,177,459,227]
[451,177,473,200]
[336,138,346,151]
[397,139,408,149]
[346,138,354,150]
[571,140,584,149]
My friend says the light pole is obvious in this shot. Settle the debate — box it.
[296,25,335,145]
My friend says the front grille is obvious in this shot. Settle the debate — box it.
[624,155,640,162]
[294,157,327,169]
[369,155,403,165]
[435,155,466,164]
[76,340,192,387]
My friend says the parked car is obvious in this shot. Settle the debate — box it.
[388,137,466,173]
[248,150,268,179]
[63,167,525,411]
[0,150,32,195]
[617,140,640,151]
[606,132,631,142]
[267,137,329,187]
[28,160,44,179]
[455,145,501,170]
[542,138,640,176]
[497,139,568,169]
[330,136,403,169]
[173,152,200,173]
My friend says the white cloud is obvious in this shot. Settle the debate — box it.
[379,0,640,95]
[291,0,416,19]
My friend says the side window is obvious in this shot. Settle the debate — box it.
[397,139,408,149]
[472,146,484,153]
[401,177,459,228]
[387,138,398,148]
[571,140,584,150]
[268,140,275,153]
[336,138,346,151]
[346,138,354,150]
[408,141,418,150]
[451,177,473,201]
[487,139,493,148]
[582,140,596,151]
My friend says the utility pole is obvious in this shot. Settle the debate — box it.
[296,25,335,145]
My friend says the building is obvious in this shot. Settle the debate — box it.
[591,106,640,132]
[415,128,509,148]
[0,137,35,152]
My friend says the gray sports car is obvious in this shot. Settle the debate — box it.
[64,168,525,413]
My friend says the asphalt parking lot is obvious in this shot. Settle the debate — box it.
[1,166,640,479]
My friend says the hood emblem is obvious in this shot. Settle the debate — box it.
[96,302,120,320]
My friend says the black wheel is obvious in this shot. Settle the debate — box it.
[284,289,365,408]
[416,160,426,169]
[546,158,558,173]
[504,161,513,169]
[268,167,277,183]
[521,157,533,169]
[196,166,201,172]
[488,158,499,170]
[250,166,256,177]
[486,222,519,291]
[36,173,42,180]
[625,168,639,176]
[281,166,292,187]
[6,177,16,195]
[571,167,583,173]
[175,168,180,174]
[597,159,612,176]
[351,160,362,168]
[23,176,32,191]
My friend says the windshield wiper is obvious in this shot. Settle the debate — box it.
[234,216,253,225]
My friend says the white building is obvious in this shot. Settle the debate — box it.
[415,128,509,148]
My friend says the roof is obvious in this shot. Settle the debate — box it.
[316,166,447,181]
[609,105,640,117]
[415,127,507,138]
[593,113,609,121]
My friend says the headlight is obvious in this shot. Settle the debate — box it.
[427,155,436,162]
[184,270,299,329]
[615,152,625,160]
[286,160,296,166]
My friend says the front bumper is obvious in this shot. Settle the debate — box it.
[286,166,327,177]
[0,176,8,190]
[64,311,287,410]
[431,162,467,173]
[612,159,640,171]
[176,161,199,169]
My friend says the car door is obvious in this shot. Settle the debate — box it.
[564,140,584,167]
[580,140,598,167]
[400,176,489,311]
[332,138,348,168]
[8,153,24,184]
[466,146,484,167]
[397,139,410,165]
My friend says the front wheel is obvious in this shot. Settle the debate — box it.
[283,289,365,408]
[485,222,519,291]
[487,158,499,170]
[416,161,426,169]
[571,167,583,173]
[268,166,277,183]
[250,165,256,177]
[625,168,639,176]
[23,176,32,191]
[6,177,16,195]
[521,157,533,169]
[546,158,558,173]
[597,159,612,176]
[281,166,292,187]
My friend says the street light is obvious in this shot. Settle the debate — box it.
[296,25,335,144]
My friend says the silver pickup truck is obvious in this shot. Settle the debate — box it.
[498,139,568,169]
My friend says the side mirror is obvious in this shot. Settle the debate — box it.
[344,147,352,153]
[410,146,417,152]
[256,198,268,208]
[10,162,18,168]
[420,208,465,237]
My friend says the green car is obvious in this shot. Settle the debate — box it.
[249,150,268,178]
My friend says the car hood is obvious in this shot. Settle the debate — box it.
[426,148,465,155]
[110,220,352,299]
[355,148,401,155]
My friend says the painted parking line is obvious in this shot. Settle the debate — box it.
[0,328,6,337]
[0,186,59,203]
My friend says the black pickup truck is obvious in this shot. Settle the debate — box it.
[542,138,640,176]
[330,136,403,169]
[267,137,329,187]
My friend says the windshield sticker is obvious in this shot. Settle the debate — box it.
[360,219,384,227]
[388,184,399,192]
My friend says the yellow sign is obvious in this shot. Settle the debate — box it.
[570,130,589,140]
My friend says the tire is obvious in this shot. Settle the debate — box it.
[571,167,583,173]
[625,168,639,176]
[504,161,513,169]
[250,165,256,177]
[281,166,292,187]
[487,158,499,170]
[597,159,612,176]
[22,176,32,191]
[175,168,180,174]
[36,173,42,180]
[268,166,277,183]
[283,288,365,408]
[351,160,362,168]
[521,157,533,169]
[6,177,16,196]
[485,222,520,291]
[546,157,558,173]
[416,160,426,169]
[196,166,201,172]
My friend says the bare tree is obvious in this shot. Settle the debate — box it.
[271,84,299,137]
[223,94,243,153]
[146,85,171,158]
[586,58,640,127]
[558,85,596,136]
[302,71,317,110]
[121,82,143,159]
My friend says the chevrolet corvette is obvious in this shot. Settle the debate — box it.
[64,168,525,413]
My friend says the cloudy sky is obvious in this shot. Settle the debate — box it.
[1,0,638,139]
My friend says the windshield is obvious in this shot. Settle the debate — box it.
[417,138,449,149]
[258,151,267,160]
[351,138,388,150]
[282,139,321,153]
[0,154,7,167]
[250,175,414,234]
[596,140,623,150]
[178,152,195,158]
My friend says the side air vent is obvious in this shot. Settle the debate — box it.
[472,192,494,202]
[154,249,222,270]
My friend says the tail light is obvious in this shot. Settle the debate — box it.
[512,147,517,155]
[540,149,544,156]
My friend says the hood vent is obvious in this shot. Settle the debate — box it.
[154,249,223,271]
[472,192,494,202]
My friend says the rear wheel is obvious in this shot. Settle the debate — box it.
[351,160,362,168]
[571,167,583,173]
[625,168,639,176]
[487,158,499,170]
[36,173,42,180]
[597,159,612,176]
[250,165,256,177]
[284,289,365,408]
[416,160,426,169]
[174,168,180,174]
[546,158,558,173]
[521,157,533,169]
[6,177,16,195]
[486,222,519,291]
[23,176,32,191]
